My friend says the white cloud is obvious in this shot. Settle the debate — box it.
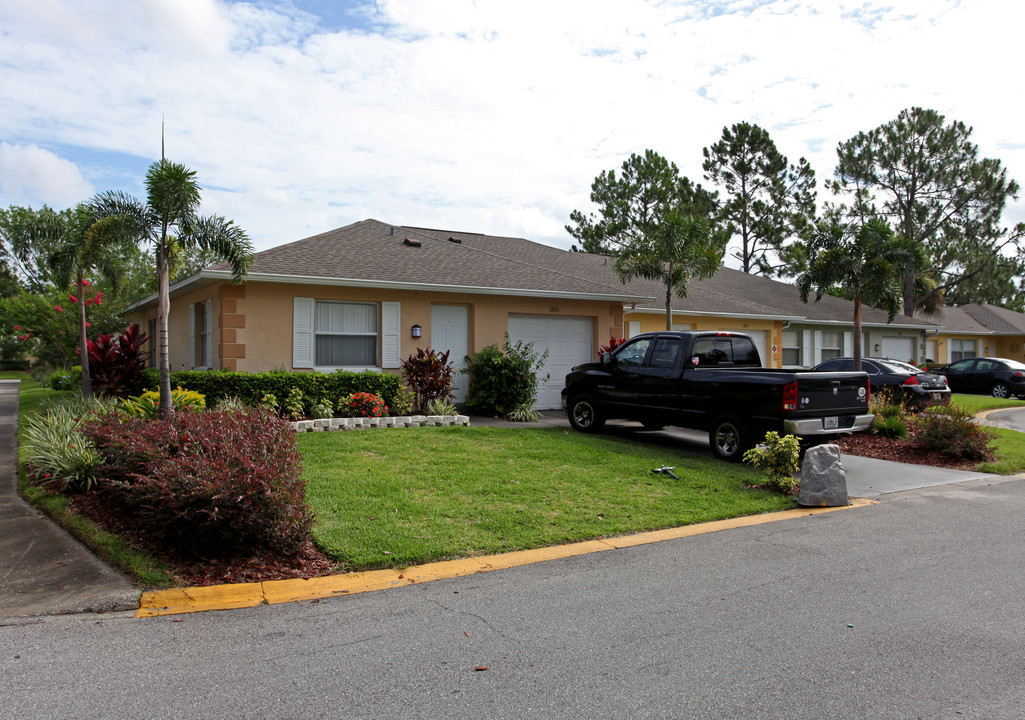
[0,0,1023,254]
[0,143,93,208]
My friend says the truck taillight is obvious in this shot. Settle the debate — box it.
[782,381,798,411]
[903,375,920,386]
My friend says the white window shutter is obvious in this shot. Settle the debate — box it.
[381,301,401,369]
[293,297,315,369]
[843,331,852,356]
[188,303,196,370]
[802,330,812,367]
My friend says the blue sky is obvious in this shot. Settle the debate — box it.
[1,0,1022,256]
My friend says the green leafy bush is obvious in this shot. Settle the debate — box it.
[48,366,82,391]
[872,414,908,439]
[282,387,305,420]
[463,336,549,416]
[401,347,456,412]
[22,398,107,491]
[121,387,206,417]
[311,398,334,419]
[140,369,402,413]
[259,393,279,413]
[916,404,995,461]
[424,398,458,416]
[81,408,313,556]
[505,404,542,422]
[389,386,415,416]
[743,431,801,493]
[215,396,247,411]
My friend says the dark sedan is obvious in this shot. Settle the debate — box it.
[812,357,951,409]
[933,357,1025,399]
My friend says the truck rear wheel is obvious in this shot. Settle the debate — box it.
[568,395,605,433]
[709,415,751,462]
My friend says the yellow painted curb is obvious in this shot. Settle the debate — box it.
[137,498,875,618]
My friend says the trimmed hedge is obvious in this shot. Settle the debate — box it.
[138,368,402,413]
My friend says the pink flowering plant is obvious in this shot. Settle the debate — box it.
[0,282,123,369]
[338,392,389,418]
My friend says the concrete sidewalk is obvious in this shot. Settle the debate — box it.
[0,380,138,620]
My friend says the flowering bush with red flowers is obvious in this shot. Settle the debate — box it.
[338,391,389,418]
[0,281,124,370]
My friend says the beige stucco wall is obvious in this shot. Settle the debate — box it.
[930,333,1025,363]
[129,284,223,371]
[134,281,625,374]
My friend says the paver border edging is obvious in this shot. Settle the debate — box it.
[291,414,470,432]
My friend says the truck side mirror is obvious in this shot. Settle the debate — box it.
[600,352,612,365]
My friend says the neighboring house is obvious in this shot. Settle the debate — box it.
[619,268,940,367]
[127,219,652,409]
[922,304,1025,364]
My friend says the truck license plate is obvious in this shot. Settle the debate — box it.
[824,416,839,430]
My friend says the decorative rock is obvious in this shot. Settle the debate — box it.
[797,444,849,507]
[313,419,331,428]
[456,415,471,426]
[294,420,314,432]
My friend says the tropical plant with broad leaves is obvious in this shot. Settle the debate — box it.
[91,159,253,415]
[87,324,149,397]
[401,347,456,412]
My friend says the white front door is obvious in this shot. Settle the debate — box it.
[508,314,594,409]
[431,305,469,403]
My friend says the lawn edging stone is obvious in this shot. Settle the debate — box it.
[291,415,470,432]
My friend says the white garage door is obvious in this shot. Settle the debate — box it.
[881,336,915,362]
[508,314,594,410]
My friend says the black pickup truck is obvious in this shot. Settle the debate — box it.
[561,331,874,461]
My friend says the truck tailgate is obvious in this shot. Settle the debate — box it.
[797,372,869,412]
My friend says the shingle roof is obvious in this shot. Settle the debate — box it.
[961,303,1025,334]
[210,219,651,301]
[200,218,945,329]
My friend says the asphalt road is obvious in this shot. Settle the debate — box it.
[3,474,1025,719]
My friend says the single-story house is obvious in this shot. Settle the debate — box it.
[128,219,654,409]
[921,304,1025,364]
[137,219,1025,408]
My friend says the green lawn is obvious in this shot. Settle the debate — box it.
[950,393,1025,415]
[300,427,793,571]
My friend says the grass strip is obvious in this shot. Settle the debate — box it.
[301,426,794,571]
[8,372,176,588]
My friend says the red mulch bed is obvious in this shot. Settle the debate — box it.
[834,422,988,471]
[68,491,337,587]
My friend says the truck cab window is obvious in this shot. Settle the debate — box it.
[649,337,682,368]
[615,338,652,366]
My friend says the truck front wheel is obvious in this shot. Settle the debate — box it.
[709,415,750,462]
[568,395,606,433]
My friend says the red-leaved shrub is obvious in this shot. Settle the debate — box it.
[82,407,313,557]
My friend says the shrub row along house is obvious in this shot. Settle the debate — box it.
[126,219,1025,409]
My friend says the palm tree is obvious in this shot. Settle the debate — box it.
[797,218,922,371]
[92,159,252,415]
[615,212,725,330]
